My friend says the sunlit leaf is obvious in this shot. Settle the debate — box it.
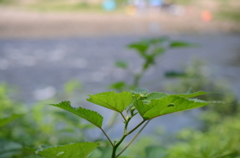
[87,91,132,113]
[36,142,99,158]
[146,92,168,100]
[50,101,103,128]
[134,95,209,120]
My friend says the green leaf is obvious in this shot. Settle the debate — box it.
[115,61,128,69]
[174,91,211,98]
[0,114,24,128]
[164,71,187,78]
[36,142,99,158]
[148,37,169,44]
[87,91,132,113]
[170,41,197,48]
[50,101,103,128]
[128,43,149,57]
[134,95,209,120]
[131,88,148,94]
[152,47,165,56]
[146,92,168,100]
[109,81,127,91]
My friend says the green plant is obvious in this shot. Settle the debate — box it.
[165,114,240,158]
[0,81,91,158]
[36,89,219,158]
[110,37,195,91]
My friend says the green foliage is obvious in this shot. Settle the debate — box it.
[64,79,82,96]
[111,37,194,91]
[87,91,133,113]
[164,60,240,118]
[0,82,92,158]
[115,60,128,69]
[0,114,24,128]
[43,89,217,158]
[36,142,99,158]
[166,115,240,158]
[51,101,103,128]
[134,93,209,120]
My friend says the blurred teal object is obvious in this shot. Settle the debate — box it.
[102,0,116,11]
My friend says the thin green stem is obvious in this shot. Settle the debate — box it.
[120,112,127,123]
[128,119,146,135]
[116,120,150,158]
[111,134,127,158]
[100,128,114,147]
[133,63,148,88]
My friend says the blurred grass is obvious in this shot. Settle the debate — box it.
[216,9,240,22]
[27,2,103,13]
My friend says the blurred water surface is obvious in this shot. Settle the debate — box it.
[0,34,240,135]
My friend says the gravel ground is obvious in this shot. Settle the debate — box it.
[0,7,240,39]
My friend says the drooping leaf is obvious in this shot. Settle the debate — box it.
[36,142,99,158]
[134,95,209,120]
[0,114,24,128]
[50,101,103,128]
[128,43,149,57]
[87,91,132,113]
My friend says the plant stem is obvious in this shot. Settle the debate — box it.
[128,119,146,135]
[116,120,150,157]
[120,112,127,122]
[111,119,146,158]
[111,134,127,158]
[100,128,114,147]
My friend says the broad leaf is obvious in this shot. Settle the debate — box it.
[87,91,132,113]
[0,114,24,128]
[51,101,103,128]
[36,142,99,158]
[134,95,209,120]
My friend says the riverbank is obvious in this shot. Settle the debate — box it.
[0,7,239,39]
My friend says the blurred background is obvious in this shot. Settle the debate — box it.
[0,0,240,158]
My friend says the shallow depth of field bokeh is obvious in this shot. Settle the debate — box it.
[0,0,240,158]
